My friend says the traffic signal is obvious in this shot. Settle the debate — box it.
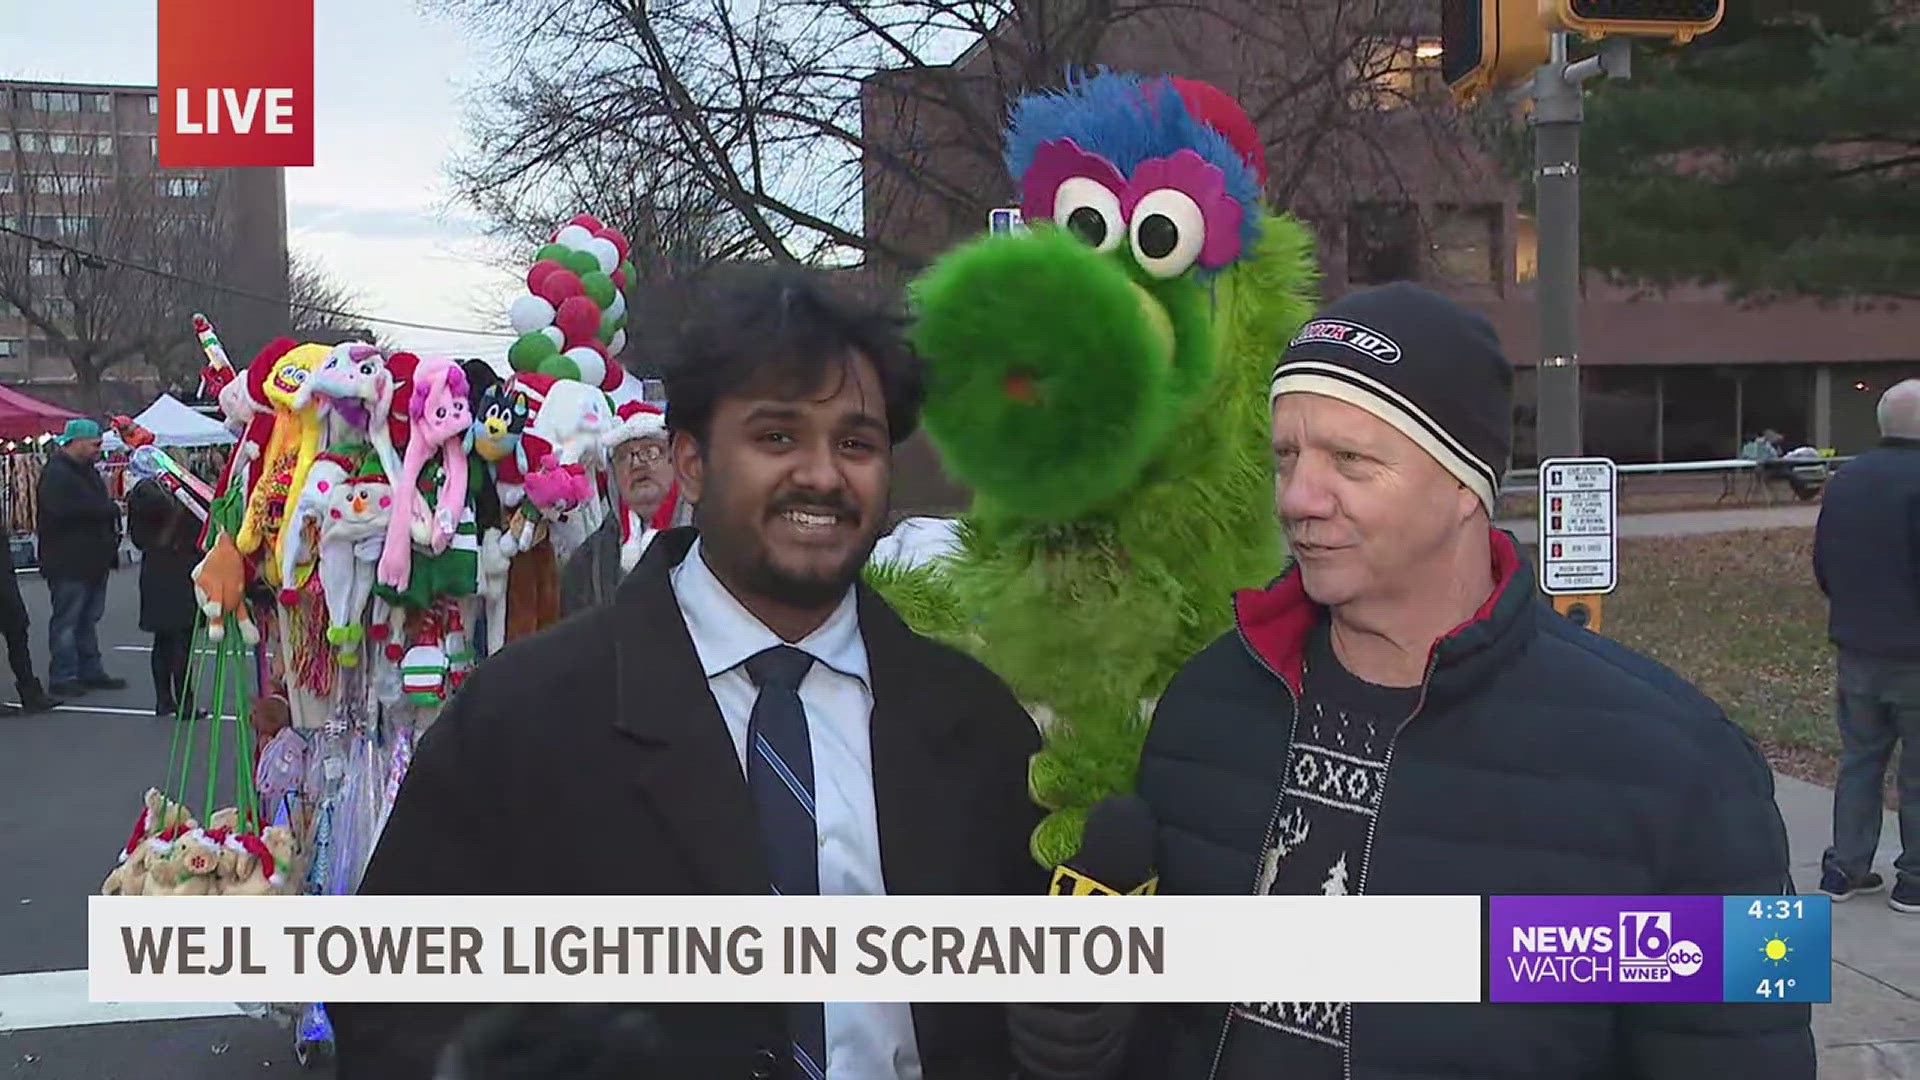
[1440,0,1551,103]
[1540,0,1724,42]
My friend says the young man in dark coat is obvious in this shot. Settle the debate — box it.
[1117,284,1813,1079]
[330,264,1046,1080]
[35,418,127,698]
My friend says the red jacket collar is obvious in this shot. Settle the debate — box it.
[1234,527,1526,694]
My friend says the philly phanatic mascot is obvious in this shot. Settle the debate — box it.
[876,72,1317,868]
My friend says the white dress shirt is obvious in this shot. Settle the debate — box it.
[671,539,925,1080]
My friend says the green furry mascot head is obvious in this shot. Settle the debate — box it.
[899,72,1319,867]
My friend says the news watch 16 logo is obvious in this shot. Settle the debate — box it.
[158,0,315,168]
[1490,896,1723,1004]
[1617,911,1703,980]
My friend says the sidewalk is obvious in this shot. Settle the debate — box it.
[1772,771,1920,1077]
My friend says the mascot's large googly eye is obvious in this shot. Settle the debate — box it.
[1129,188,1208,279]
[1053,177,1124,254]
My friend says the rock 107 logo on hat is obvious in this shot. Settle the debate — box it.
[1289,318,1402,364]
[157,0,315,168]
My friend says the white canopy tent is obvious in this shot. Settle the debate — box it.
[104,393,237,450]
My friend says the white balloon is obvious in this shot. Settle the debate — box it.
[607,290,627,321]
[508,294,556,335]
[564,347,607,388]
[555,225,595,251]
[609,329,628,356]
[584,237,620,273]
[540,325,566,350]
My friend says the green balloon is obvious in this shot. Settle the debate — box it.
[598,312,620,341]
[562,249,600,275]
[612,313,626,333]
[507,330,559,371]
[539,355,582,382]
[581,271,616,309]
[617,258,636,283]
[535,243,569,264]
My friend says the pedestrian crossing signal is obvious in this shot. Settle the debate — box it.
[1542,0,1724,43]
[1440,0,1550,103]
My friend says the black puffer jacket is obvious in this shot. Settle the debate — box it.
[1127,529,1813,1080]
[36,450,119,580]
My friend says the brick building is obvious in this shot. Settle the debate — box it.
[0,79,288,403]
[860,5,1920,512]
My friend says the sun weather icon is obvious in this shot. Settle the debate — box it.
[1761,936,1792,966]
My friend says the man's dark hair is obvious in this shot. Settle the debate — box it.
[662,263,924,448]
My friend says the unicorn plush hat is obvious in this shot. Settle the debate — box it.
[602,401,679,570]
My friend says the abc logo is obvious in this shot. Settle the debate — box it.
[1666,941,1704,977]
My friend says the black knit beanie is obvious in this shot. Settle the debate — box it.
[1268,282,1513,514]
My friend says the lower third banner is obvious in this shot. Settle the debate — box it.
[1487,895,1831,1004]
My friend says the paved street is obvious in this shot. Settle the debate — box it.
[0,566,316,1076]
[1,549,1915,1077]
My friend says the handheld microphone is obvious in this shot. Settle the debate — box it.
[1048,794,1159,897]
[1014,795,1157,1079]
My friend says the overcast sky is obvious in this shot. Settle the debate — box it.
[0,0,520,360]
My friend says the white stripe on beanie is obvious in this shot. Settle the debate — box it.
[1269,360,1499,515]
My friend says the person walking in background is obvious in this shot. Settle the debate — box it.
[35,418,126,698]
[125,476,200,717]
[0,521,60,716]
[1812,379,1920,914]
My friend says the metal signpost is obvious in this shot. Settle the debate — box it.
[1537,456,1617,629]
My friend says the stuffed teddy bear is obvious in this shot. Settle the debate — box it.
[142,827,220,896]
[193,527,260,645]
[101,840,152,896]
[216,831,291,896]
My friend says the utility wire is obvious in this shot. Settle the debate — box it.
[0,222,514,338]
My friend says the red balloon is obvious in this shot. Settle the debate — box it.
[597,227,630,261]
[600,358,626,392]
[535,270,585,305]
[553,296,602,347]
[570,213,604,232]
[526,259,565,293]
[611,269,627,291]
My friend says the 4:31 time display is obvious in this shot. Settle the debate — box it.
[1748,899,1805,920]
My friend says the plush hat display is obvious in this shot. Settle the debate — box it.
[1269,281,1513,516]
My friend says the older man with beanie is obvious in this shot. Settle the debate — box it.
[1119,283,1811,1078]
[36,418,126,698]
[1813,378,1920,914]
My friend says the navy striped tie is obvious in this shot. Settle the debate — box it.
[744,645,827,1080]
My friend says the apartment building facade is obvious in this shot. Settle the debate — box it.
[860,4,1920,497]
[0,79,288,402]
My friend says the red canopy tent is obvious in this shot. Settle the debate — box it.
[0,384,81,441]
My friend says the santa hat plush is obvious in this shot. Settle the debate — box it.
[228,832,284,888]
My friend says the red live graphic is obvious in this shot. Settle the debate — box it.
[158,0,315,168]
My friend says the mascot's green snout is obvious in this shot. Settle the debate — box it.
[910,223,1214,521]
[882,71,1320,868]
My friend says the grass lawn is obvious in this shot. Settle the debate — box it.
[1594,527,1896,807]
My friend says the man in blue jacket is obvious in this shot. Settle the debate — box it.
[1812,379,1920,914]
[1124,284,1812,1078]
